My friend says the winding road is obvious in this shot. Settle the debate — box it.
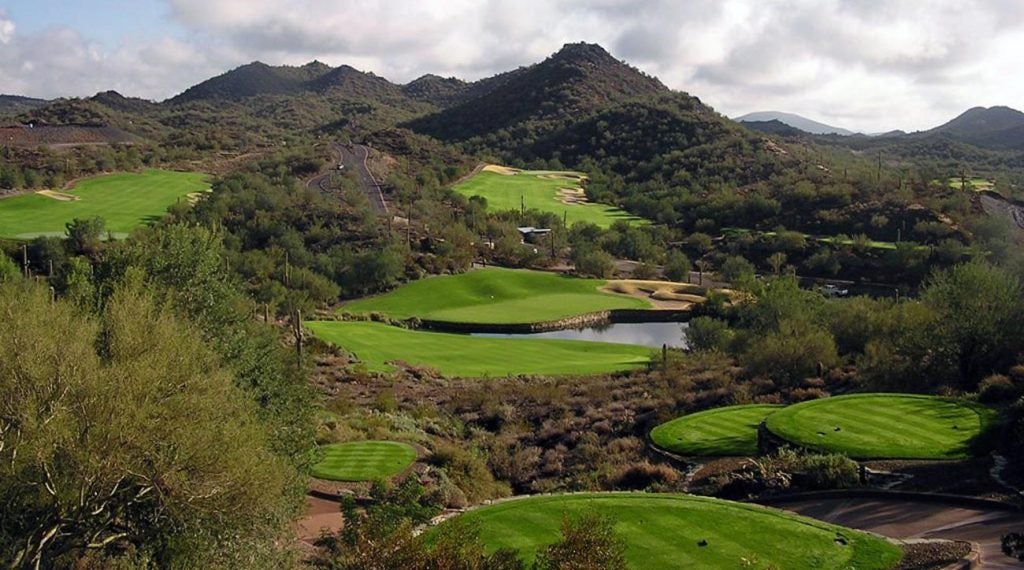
[306,143,388,214]
[762,495,1024,568]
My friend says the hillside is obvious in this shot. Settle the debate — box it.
[735,111,855,135]
[405,42,667,146]
[401,74,469,107]
[737,119,807,137]
[0,95,49,117]
[926,106,1024,150]
[168,61,333,103]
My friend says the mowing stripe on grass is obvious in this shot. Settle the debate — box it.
[430,493,902,569]
[765,393,995,460]
[341,267,649,324]
[0,169,209,239]
[305,320,653,377]
[650,404,783,456]
[310,441,417,482]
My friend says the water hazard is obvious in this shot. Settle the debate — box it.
[471,321,689,348]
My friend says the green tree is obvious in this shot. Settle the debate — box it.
[921,260,1024,389]
[65,216,106,255]
[719,255,755,284]
[0,279,296,568]
[687,316,733,352]
[663,250,691,282]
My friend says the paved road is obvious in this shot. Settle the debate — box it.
[767,496,1024,568]
[306,143,388,214]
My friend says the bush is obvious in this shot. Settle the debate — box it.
[979,374,1020,404]
[533,512,627,570]
[664,250,691,282]
[687,317,733,352]
[741,319,839,385]
[613,462,679,490]
[793,452,860,490]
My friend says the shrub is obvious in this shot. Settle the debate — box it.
[533,512,627,570]
[979,374,1019,404]
[687,317,733,352]
[613,462,679,490]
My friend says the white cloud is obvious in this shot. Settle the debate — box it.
[0,11,15,45]
[2,0,1024,132]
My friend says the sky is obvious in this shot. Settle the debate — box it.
[1,0,1022,133]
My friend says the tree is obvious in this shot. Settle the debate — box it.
[767,252,787,276]
[533,512,627,570]
[719,255,755,284]
[663,250,691,282]
[0,279,296,568]
[742,319,839,384]
[572,246,614,278]
[687,317,733,352]
[65,216,106,255]
[921,260,1024,389]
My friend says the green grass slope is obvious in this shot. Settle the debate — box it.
[342,267,650,324]
[432,493,902,569]
[310,441,417,481]
[305,321,652,377]
[650,404,783,456]
[0,169,208,239]
[451,169,644,228]
[765,394,996,460]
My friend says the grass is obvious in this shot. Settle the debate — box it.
[310,441,417,481]
[764,394,996,460]
[650,404,783,456]
[947,177,994,192]
[304,321,653,377]
[451,168,645,229]
[431,493,902,569]
[0,169,209,239]
[342,268,650,324]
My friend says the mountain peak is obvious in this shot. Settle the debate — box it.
[549,42,616,63]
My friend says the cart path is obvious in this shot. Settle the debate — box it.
[764,496,1024,568]
[306,143,388,214]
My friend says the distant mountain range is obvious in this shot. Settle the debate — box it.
[735,111,856,136]
[924,106,1024,150]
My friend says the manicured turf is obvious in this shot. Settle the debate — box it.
[342,267,650,324]
[431,493,902,569]
[310,441,417,481]
[451,168,645,228]
[0,169,209,239]
[765,394,996,460]
[947,177,994,192]
[650,404,783,456]
[304,321,653,377]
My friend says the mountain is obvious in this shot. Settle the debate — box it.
[405,42,667,145]
[168,61,336,103]
[738,119,807,137]
[90,90,156,113]
[926,106,1024,150]
[735,111,855,136]
[0,95,49,116]
[402,74,469,107]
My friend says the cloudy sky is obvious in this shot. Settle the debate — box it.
[1,0,1022,132]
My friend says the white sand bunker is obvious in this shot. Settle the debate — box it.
[186,189,212,205]
[557,187,589,205]
[36,190,79,202]
[482,165,520,175]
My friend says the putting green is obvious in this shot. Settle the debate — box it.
[304,321,653,377]
[452,168,645,229]
[310,441,417,481]
[765,394,996,460]
[650,404,782,456]
[342,267,649,324]
[0,169,209,239]
[432,493,902,569]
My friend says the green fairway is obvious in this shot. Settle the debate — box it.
[452,167,645,228]
[310,441,417,481]
[432,493,902,569]
[947,177,994,192]
[650,404,782,456]
[305,321,653,377]
[342,267,649,324]
[0,169,209,239]
[765,394,996,460]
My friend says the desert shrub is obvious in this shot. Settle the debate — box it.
[979,374,1020,404]
[792,451,860,490]
[533,512,627,570]
[429,444,510,503]
[613,462,679,490]
[741,319,838,385]
[687,316,733,352]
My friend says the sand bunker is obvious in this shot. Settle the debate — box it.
[537,173,584,182]
[186,189,212,205]
[482,165,520,175]
[36,190,79,202]
[557,187,589,205]
[602,279,739,310]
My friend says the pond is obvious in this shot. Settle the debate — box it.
[471,321,689,349]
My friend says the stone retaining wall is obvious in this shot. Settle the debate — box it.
[419,308,691,334]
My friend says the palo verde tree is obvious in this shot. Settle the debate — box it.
[0,277,298,568]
